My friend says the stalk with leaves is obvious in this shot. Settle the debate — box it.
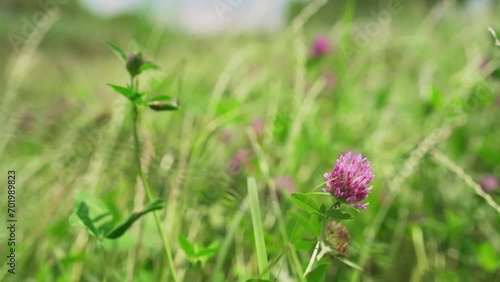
[71,42,180,281]
[289,151,374,278]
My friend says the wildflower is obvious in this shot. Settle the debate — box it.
[219,129,234,144]
[227,149,252,175]
[322,221,350,257]
[323,151,375,209]
[250,118,266,141]
[310,36,332,58]
[265,176,297,203]
[275,176,296,194]
[479,175,498,193]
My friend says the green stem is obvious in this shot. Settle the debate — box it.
[98,242,108,282]
[131,87,178,281]
[303,241,320,277]
[278,176,339,278]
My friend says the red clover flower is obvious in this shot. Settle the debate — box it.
[310,36,332,58]
[324,151,375,210]
[479,175,498,194]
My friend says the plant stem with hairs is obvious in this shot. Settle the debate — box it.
[130,78,178,282]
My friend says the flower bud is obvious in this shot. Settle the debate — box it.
[322,221,350,257]
[126,51,146,78]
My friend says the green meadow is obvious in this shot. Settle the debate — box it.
[1,1,499,281]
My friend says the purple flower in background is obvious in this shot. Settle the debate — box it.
[479,175,498,193]
[310,36,332,58]
[324,151,375,209]
[227,149,252,175]
[275,176,297,194]
[267,176,297,203]
[219,129,234,144]
[250,118,266,141]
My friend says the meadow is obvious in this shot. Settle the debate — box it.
[0,1,499,281]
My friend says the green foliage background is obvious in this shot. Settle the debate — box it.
[0,0,499,281]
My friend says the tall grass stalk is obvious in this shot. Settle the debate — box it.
[247,128,305,280]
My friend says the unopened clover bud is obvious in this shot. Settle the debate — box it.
[126,51,146,78]
[322,221,350,257]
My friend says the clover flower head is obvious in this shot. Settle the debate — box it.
[227,149,252,174]
[250,117,266,140]
[323,151,375,209]
[274,176,296,194]
[310,36,332,58]
[479,175,498,194]
[322,221,350,257]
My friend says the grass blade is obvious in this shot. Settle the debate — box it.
[106,41,127,63]
[247,177,269,279]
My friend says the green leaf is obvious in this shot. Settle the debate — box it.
[105,199,165,239]
[68,212,82,227]
[142,198,166,213]
[320,204,327,215]
[97,221,114,236]
[74,202,99,237]
[178,235,196,259]
[337,257,363,271]
[477,242,499,272]
[324,209,353,220]
[106,42,126,63]
[147,95,173,102]
[92,212,112,223]
[293,238,317,251]
[194,247,218,259]
[290,193,322,215]
[306,261,330,282]
[291,212,321,237]
[430,86,443,108]
[147,99,179,111]
[139,62,159,73]
[107,84,139,101]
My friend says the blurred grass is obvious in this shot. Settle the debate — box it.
[0,0,500,281]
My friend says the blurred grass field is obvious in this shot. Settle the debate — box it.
[1,0,499,281]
